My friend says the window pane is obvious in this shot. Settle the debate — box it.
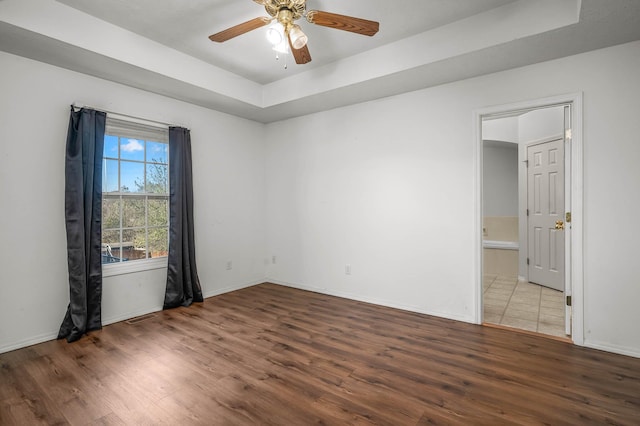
[148,197,168,227]
[120,138,145,161]
[122,228,147,260]
[146,163,168,194]
[104,135,119,159]
[122,197,145,228]
[121,229,143,260]
[120,161,144,192]
[102,197,120,229]
[147,141,168,164]
[103,159,119,193]
[101,121,169,268]
[148,227,168,258]
[102,229,121,264]
[102,229,120,247]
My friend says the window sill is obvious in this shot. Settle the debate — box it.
[102,257,168,277]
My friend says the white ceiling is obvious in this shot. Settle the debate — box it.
[2,0,640,123]
[54,0,516,84]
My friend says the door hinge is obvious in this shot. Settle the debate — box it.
[566,295,572,306]
[527,258,530,265]
[566,212,572,223]
[526,209,529,217]
[524,160,529,167]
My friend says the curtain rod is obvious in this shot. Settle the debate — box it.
[72,103,177,129]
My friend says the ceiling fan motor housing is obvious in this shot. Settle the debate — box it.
[265,0,306,21]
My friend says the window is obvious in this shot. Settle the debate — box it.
[102,118,169,270]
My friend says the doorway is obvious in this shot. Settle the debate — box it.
[475,95,583,344]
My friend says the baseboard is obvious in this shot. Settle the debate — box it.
[0,330,59,355]
[103,279,266,324]
[266,278,475,324]
[102,306,164,327]
[267,280,640,358]
[203,279,264,299]
[0,278,265,355]
[6,280,638,360]
[583,339,640,359]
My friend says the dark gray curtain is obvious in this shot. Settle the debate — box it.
[163,127,203,309]
[58,107,106,343]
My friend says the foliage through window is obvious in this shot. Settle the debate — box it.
[102,118,169,265]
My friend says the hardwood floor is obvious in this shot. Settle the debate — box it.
[1,283,639,425]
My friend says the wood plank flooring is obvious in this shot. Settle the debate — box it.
[1,283,639,425]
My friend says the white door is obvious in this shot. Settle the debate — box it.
[527,139,564,291]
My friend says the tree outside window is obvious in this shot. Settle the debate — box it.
[102,133,169,264]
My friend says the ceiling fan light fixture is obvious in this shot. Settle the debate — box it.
[289,24,308,49]
[266,24,283,45]
[273,40,289,54]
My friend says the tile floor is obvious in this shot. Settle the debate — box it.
[483,274,568,338]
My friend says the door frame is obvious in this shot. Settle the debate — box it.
[473,93,584,345]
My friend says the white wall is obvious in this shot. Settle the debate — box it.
[265,88,484,322]
[482,117,519,143]
[0,52,266,353]
[519,106,565,143]
[265,40,640,357]
[483,142,519,217]
[3,40,640,358]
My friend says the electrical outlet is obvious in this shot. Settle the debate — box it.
[272,255,277,264]
[226,261,232,270]
[345,264,351,275]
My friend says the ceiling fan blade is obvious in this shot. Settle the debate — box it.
[288,35,312,64]
[209,17,272,42]
[306,10,379,36]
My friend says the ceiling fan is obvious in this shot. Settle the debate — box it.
[208,0,380,65]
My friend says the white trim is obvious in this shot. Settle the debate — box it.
[483,240,519,250]
[473,93,584,346]
[473,111,484,324]
[583,340,640,359]
[103,279,267,323]
[525,134,565,147]
[0,331,59,355]
[518,141,528,282]
[102,257,168,277]
[267,278,475,324]
[202,279,265,299]
[0,278,266,354]
[569,93,584,346]
[563,105,572,336]
[102,306,163,326]
[106,116,170,142]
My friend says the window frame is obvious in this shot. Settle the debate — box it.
[101,117,170,277]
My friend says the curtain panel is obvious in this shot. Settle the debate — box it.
[58,107,106,343]
[163,126,203,308]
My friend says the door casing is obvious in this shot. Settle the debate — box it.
[473,93,583,345]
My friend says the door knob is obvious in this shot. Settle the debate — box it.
[555,220,565,230]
